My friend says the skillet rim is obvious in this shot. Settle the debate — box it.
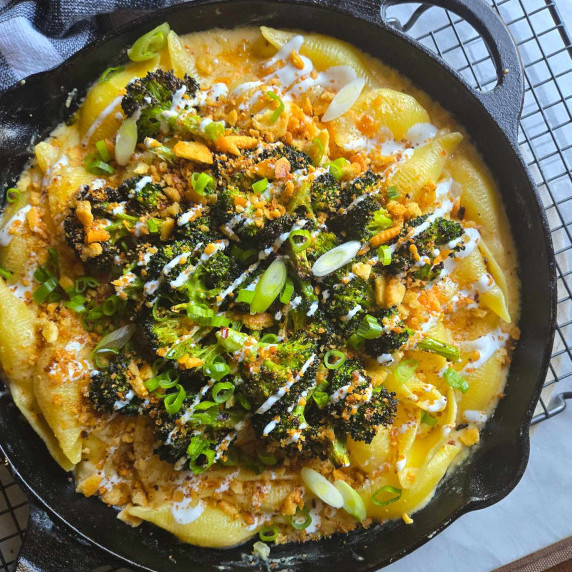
[0,0,557,569]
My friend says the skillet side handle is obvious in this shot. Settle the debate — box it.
[15,502,115,572]
[378,0,525,143]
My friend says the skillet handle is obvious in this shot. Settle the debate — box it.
[15,502,115,572]
[377,0,524,143]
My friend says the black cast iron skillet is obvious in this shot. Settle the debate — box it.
[0,0,556,570]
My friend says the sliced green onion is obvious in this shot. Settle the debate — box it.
[421,411,437,426]
[205,356,231,382]
[186,435,215,474]
[386,186,400,200]
[95,140,111,162]
[187,303,215,325]
[209,315,231,328]
[93,325,135,356]
[312,390,329,408]
[164,384,186,415]
[288,229,311,253]
[326,157,348,181]
[371,485,402,507]
[417,337,460,362]
[204,121,225,141]
[259,526,279,542]
[324,350,346,370]
[257,451,278,466]
[212,381,234,403]
[357,315,383,340]
[279,277,294,304]
[84,157,115,176]
[301,467,344,508]
[115,117,138,166]
[99,66,124,83]
[237,393,251,411]
[216,328,250,353]
[312,241,361,278]
[191,172,214,195]
[0,265,12,280]
[334,480,366,521]
[146,218,163,233]
[260,333,279,344]
[127,23,170,62]
[378,245,392,266]
[310,137,324,166]
[266,91,284,123]
[444,367,469,393]
[102,295,122,316]
[348,332,365,350]
[33,276,59,303]
[64,294,87,313]
[394,359,418,384]
[236,289,255,304]
[252,178,269,195]
[6,188,20,203]
[93,347,118,369]
[250,259,287,314]
[290,507,312,530]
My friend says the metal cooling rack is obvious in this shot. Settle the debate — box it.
[0,0,570,569]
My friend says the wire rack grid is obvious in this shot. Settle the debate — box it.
[0,0,570,569]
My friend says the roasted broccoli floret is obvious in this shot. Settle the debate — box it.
[258,143,312,172]
[88,350,144,415]
[209,186,244,228]
[329,195,391,240]
[121,69,199,140]
[202,249,240,290]
[257,214,297,249]
[310,172,342,214]
[325,271,374,330]
[118,176,168,213]
[326,358,397,443]
[362,307,460,361]
[340,170,383,206]
[386,215,465,281]
[146,239,198,282]
[174,212,216,246]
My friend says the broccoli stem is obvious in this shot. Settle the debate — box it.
[328,433,350,467]
[416,337,460,362]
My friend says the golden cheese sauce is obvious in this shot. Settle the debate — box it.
[0,25,519,550]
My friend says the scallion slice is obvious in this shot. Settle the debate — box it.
[127,23,170,62]
[252,178,269,195]
[378,245,392,266]
[186,435,216,474]
[300,467,343,508]
[290,507,312,530]
[421,411,437,427]
[310,137,324,166]
[444,367,469,393]
[372,485,402,506]
[324,350,346,370]
[259,526,279,542]
[289,229,311,253]
[250,259,287,314]
[236,289,256,304]
[326,157,348,181]
[93,325,135,356]
[312,391,329,409]
[164,383,186,415]
[394,359,418,384]
[334,480,366,522]
[99,66,124,83]
[386,186,400,200]
[6,188,20,203]
[191,172,214,195]
[212,381,234,403]
[115,117,138,166]
[33,276,59,303]
[279,277,294,304]
[357,315,383,340]
[260,333,279,344]
[205,355,231,381]
[84,157,115,176]
[0,265,12,280]
[95,140,111,162]
[204,121,225,141]
[312,241,361,277]
[266,91,284,123]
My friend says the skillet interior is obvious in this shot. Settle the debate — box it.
[0,0,556,570]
